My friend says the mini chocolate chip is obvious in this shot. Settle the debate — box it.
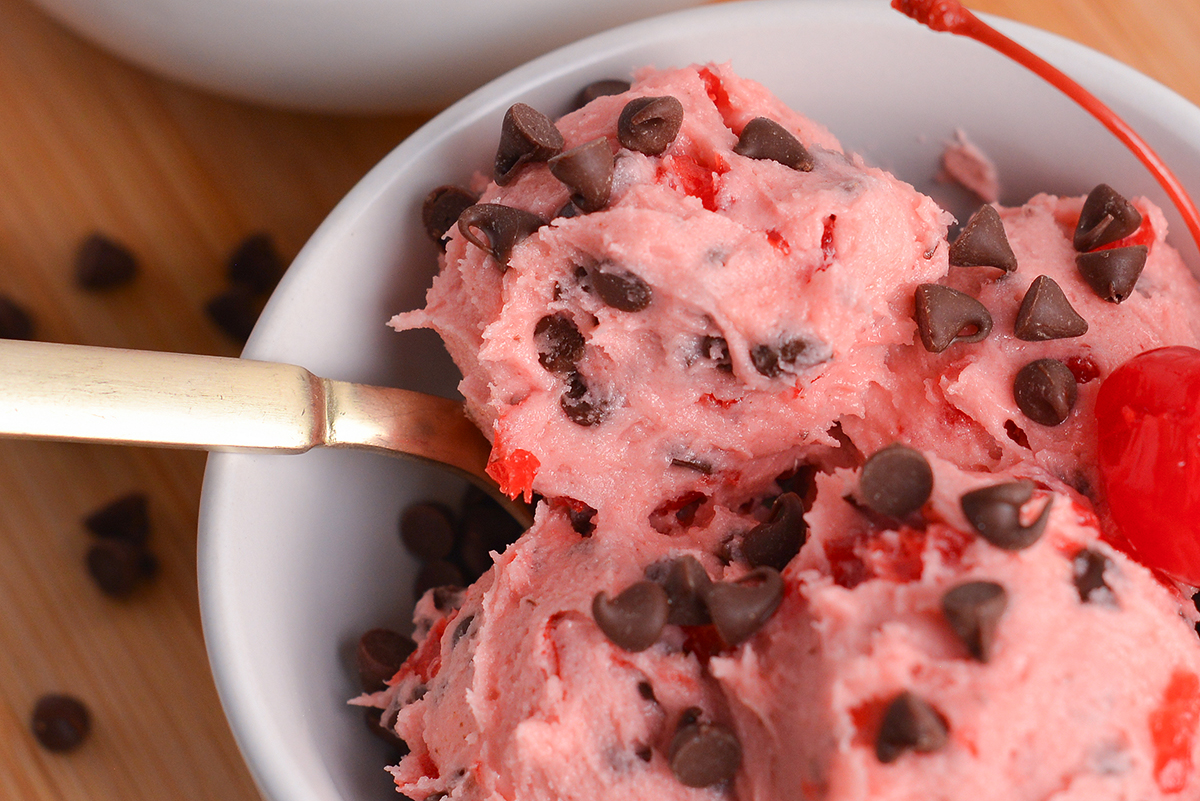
[913,284,992,353]
[494,103,564,185]
[422,186,478,248]
[1074,184,1142,251]
[31,694,90,752]
[669,720,742,787]
[457,204,547,270]
[941,581,1007,662]
[706,567,784,646]
[1076,245,1148,303]
[0,295,34,340]
[961,480,1051,550]
[1073,548,1116,604]
[560,372,610,426]
[573,79,631,110]
[451,613,475,647]
[413,559,465,601]
[742,493,807,571]
[86,539,148,597]
[84,492,149,546]
[75,233,138,289]
[875,692,948,763]
[592,263,652,311]
[659,555,712,626]
[548,138,613,213]
[593,580,670,651]
[227,233,284,294]
[859,444,934,518]
[671,456,712,474]
[356,628,417,693]
[733,117,814,171]
[534,313,585,373]
[205,285,260,343]
[1014,275,1088,340]
[750,336,829,377]
[1014,358,1078,426]
[617,96,684,156]
[949,205,1017,272]
[400,502,456,561]
[699,335,732,372]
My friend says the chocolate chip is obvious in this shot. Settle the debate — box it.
[560,372,610,426]
[548,138,613,213]
[451,613,475,647]
[205,285,260,343]
[494,103,564,185]
[949,205,1017,272]
[743,493,807,570]
[457,204,546,270]
[1014,275,1088,340]
[0,295,35,340]
[1014,358,1078,426]
[1074,184,1142,251]
[399,502,456,561]
[431,585,466,612]
[592,263,652,311]
[31,694,90,752]
[86,539,150,597]
[699,335,732,372]
[1076,245,1147,303]
[227,233,283,294]
[534,314,585,373]
[573,79,631,110]
[859,444,934,519]
[875,691,948,763]
[960,480,1051,550]
[913,284,992,353]
[75,233,138,289]
[669,719,742,787]
[750,336,829,377]
[421,185,478,248]
[356,628,417,693]
[941,581,1006,662]
[617,96,684,156]
[593,580,670,651]
[84,492,149,546]
[670,456,712,474]
[413,559,465,601]
[1073,548,1116,604]
[660,555,712,626]
[706,567,784,646]
[733,117,814,171]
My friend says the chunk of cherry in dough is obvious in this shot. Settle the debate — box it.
[1095,346,1200,584]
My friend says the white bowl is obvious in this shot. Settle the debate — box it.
[198,2,1200,800]
[26,0,702,112]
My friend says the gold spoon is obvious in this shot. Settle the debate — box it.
[0,339,532,527]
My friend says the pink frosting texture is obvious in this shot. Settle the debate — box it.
[376,63,1200,800]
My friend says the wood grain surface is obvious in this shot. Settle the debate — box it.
[0,0,1196,798]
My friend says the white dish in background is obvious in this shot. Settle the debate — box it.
[197,2,1200,801]
[26,0,702,112]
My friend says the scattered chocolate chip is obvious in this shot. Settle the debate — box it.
[941,581,1006,662]
[205,285,260,343]
[669,718,742,787]
[1014,275,1088,341]
[949,205,1017,272]
[742,493,807,571]
[617,96,684,156]
[227,233,283,294]
[451,613,475,647]
[1074,184,1142,251]
[592,263,652,311]
[1014,358,1078,426]
[574,78,631,110]
[86,539,150,597]
[733,117,814,171]
[422,186,478,248]
[875,691,948,763]
[356,628,417,693]
[1076,245,1147,303]
[560,372,610,426]
[548,138,614,213]
[413,559,465,601]
[699,335,733,372]
[593,580,670,652]
[913,284,993,353]
[706,567,784,646]
[0,295,35,340]
[1073,548,1116,604]
[457,204,546,270]
[534,314,585,373]
[670,456,713,474]
[31,694,90,752]
[363,707,408,754]
[75,233,138,289]
[399,502,456,561]
[659,555,712,626]
[494,103,564,185]
[84,492,149,546]
[859,444,934,519]
[961,480,1051,551]
[750,336,829,377]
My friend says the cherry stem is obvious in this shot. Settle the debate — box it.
[892,0,1200,256]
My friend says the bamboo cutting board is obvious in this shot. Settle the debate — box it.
[0,0,1198,799]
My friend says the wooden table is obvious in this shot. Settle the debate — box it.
[0,0,1196,798]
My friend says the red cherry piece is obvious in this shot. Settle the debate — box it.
[1095,346,1200,583]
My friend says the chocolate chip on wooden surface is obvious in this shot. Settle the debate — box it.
[669,717,742,787]
[1076,245,1147,303]
[84,491,149,546]
[1073,548,1116,605]
[457,204,546,269]
[548,137,614,213]
[421,185,478,248]
[914,283,993,353]
[875,691,948,763]
[592,263,652,311]
[659,555,712,626]
[494,103,564,185]
[949,205,1017,272]
[0,295,35,340]
[1074,184,1142,251]
[1014,275,1088,340]
[961,480,1051,551]
[733,117,814,171]
[742,492,806,570]
[534,313,585,373]
[941,581,1007,662]
[356,628,417,693]
[573,78,631,110]
[227,233,284,294]
[859,444,933,519]
[31,694,91,752]
[617,96,684,156]
[593,580,670,652]
[1014,358,1078,426]
[86,539,152,597]
[75,232,138,289]
[399,502,456,561]
[205,285,261,343]
[706,567,784,646]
